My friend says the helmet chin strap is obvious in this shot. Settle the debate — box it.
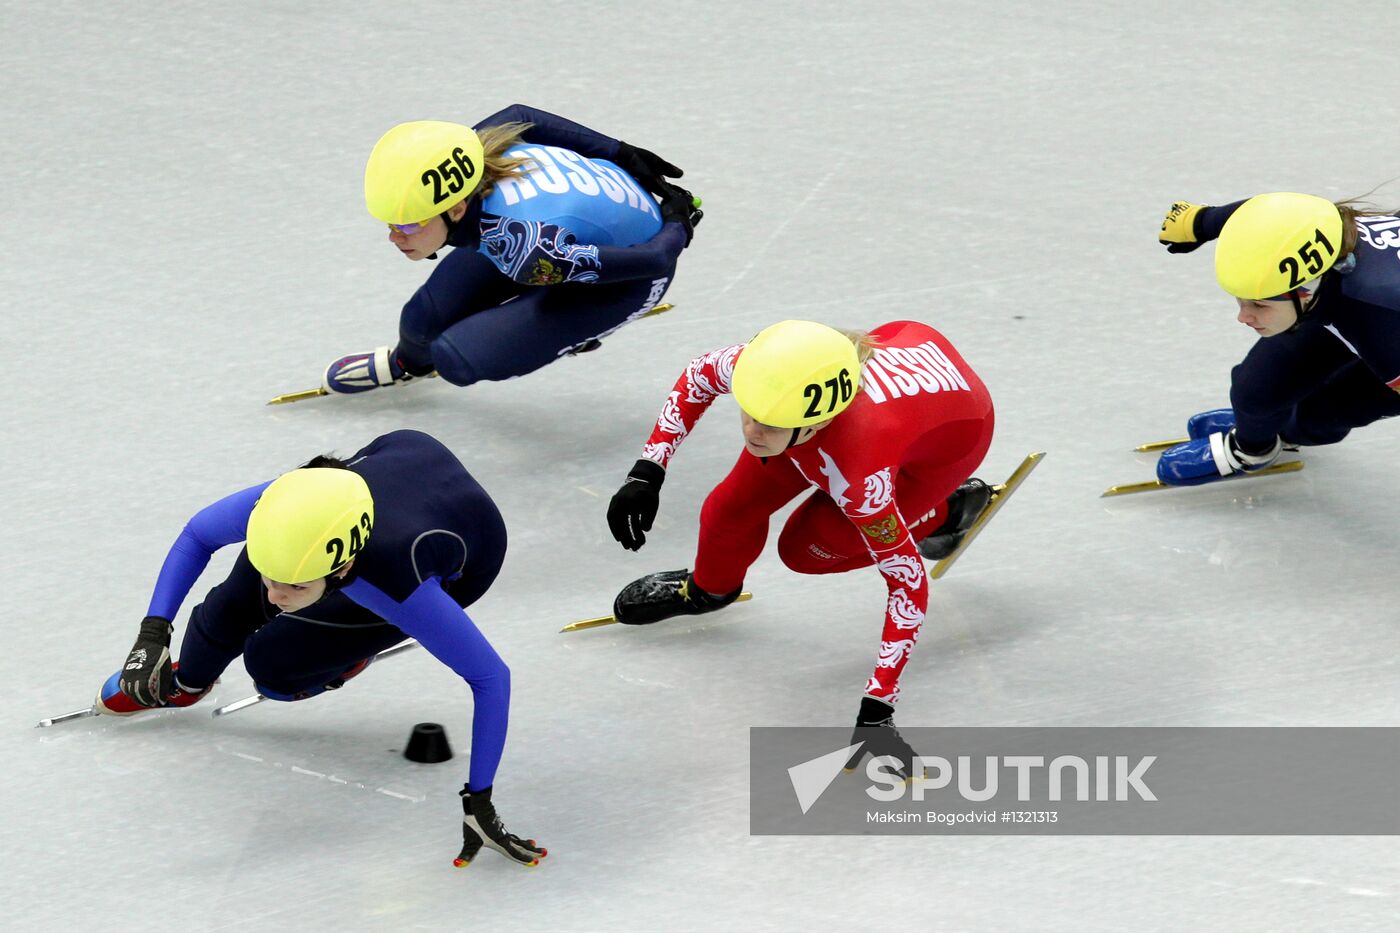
[426,209,458,261]
[1283,273,1328,333]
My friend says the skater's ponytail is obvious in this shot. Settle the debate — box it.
[1335,200,1400,263]
[836,329,883,366]
[475,122,537,198]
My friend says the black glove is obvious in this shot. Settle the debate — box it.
[1158,201,1209,253]
[607,459,666,551]
[118,616,174,708]
[844,696,920,782]
[613,141,683,196]
[455,785,546,868]
[659,185,703,247]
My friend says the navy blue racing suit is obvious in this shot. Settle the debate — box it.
[394,104,688,386]
[1195,202,1400,451]
[143,430,510,791]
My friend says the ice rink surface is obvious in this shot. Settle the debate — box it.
[4,2,1398,930]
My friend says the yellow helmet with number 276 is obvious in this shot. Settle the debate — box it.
[364,121,486,225]
[246,469,375,584]
[1215,192,1343,300]
[731,320,861,429]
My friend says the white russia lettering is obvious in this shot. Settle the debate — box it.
[861,341,970,404]
[494,146,657,218]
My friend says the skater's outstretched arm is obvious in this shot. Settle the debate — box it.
[843,498,929,708]
[639,343,746,467]
[146,481,271,621]
[608,344,746,550]
[344,576,510,791]
[1158,198,1248,253]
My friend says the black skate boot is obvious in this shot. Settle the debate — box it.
[917,479,992,560]
[613,569,741,625]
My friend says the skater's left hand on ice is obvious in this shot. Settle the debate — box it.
[455,786,546,868]
[608,459,666,551]
[1158,201,1208,253]
[844,697,920,782]
[118,616,175,707]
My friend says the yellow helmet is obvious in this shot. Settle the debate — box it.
[246,469,375,584]
[364,121,486,225]
[1215,193,1343,299]
[731,320,861,428]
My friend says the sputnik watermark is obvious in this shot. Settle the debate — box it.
[862,754,1156,802]
[753,727,1400,835]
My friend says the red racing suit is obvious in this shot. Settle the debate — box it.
[638,320,994,703]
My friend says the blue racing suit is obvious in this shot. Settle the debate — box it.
[394,104,688,385]
[145,430,510,791]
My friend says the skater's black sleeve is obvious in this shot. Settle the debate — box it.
[1194,199,1250,242]
[473,104,623,160]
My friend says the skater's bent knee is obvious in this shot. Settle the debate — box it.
[429,340,481,387]
[777,529,844,574]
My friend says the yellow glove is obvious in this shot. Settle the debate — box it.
[1158,201,1206,253]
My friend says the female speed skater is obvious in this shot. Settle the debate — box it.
[97,429,544,868]
[320,104,703,396]
[604,319,996,777]
[1155,192,1400,485]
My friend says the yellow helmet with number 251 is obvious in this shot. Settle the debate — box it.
[731,320,861,429]
[247,469,375,584]
[364,121,486,226]
[1215,192,1344,300]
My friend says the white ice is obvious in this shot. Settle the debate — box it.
[3,2,1398,930]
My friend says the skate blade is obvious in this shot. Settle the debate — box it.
[1100,459,1304,497]
[210,694,266,718]
[267,387,329,405]
[560,591,752,633]
[267,372,442,405]
[642,302,674,319]
[1134,436,1189,452]
[929,452,1045,581]
[36,706,97,728]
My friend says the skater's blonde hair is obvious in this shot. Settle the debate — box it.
[474,122,538,198]
[836,329,883,365]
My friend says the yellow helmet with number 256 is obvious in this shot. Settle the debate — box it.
[1215,192,1344,300]
[731,320,861,429]
[364,121,486,225]
[246,469,375,584]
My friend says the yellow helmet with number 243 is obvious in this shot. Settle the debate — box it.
[731,320,861,429]
[246,469,375,584]
[364,121,486,225]
[1214,192,1344,300]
